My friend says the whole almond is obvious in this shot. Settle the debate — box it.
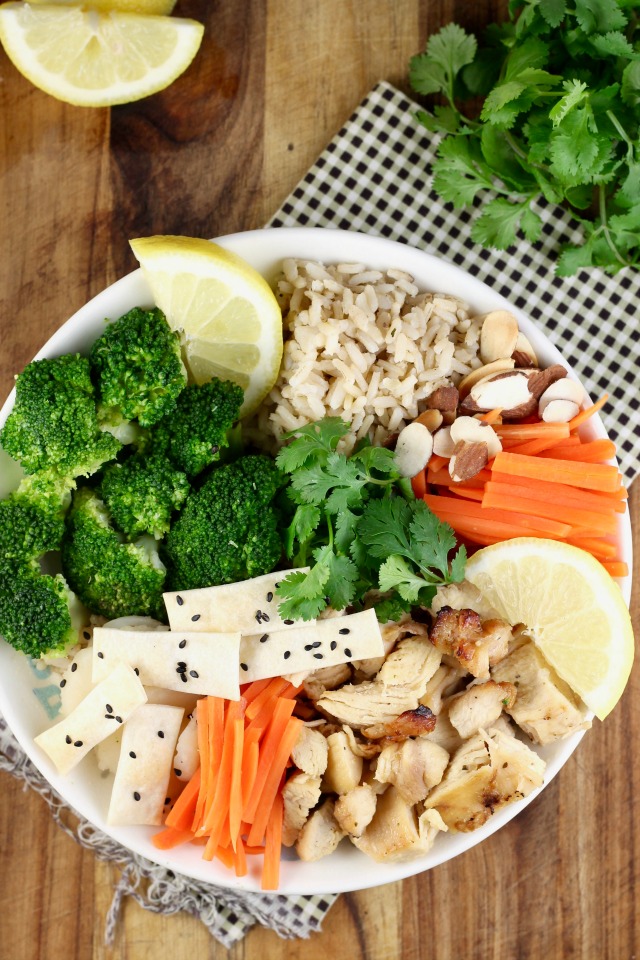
[458,359,515,399]
[479,310,520,364]
[449,440,489,482]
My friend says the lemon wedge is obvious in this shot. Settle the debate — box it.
[130,235,284,416]
[0,3,203,107]
[464,538,634,721]
[27,0,176,13]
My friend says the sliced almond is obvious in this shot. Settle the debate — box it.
[479,311,519,364]
[414,409,443,433]
[541,399,580,423]
[538,378,584,415]
[511,331,538,368]
[432,426,456,458]
[469,372,532,411]
[424,385,459,412]
[449,441,488,483]
[458,359,515,399]
[394,422,434,478]
[450,416,502,459]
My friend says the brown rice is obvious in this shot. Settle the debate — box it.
[252,258,484,452]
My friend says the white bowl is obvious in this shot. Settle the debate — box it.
[0,227,632,895]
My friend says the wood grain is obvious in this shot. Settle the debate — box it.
[0,2,638,958]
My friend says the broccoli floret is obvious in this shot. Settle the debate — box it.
[150,378,244,477]
[0,471,74,573]
[90,307,187,428]
[61,487,167,620]
[163,455,283,591]
[101,453,190,540]
[0,571,85,659]
[0,354,121,478]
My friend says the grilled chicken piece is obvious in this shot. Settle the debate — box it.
[322,730,364,795]
[342,724,383,759]
[291,725,329,778]
[423,712,464,755]
[296,799,345,862]
[317,681,419,729]
[352,786,447,862]
[376,634,442,696]
[447,680,517,740]
[303,663,352,702]
[362,704,436,740]
[420,663,467,714]
[281,772,322,847]
[431,581,500,620]
[429,607,512,679]
[352,616,416,678]
[424,727,545,832]
[334,783,377,837]
[491,640,590,744]
[374,738,449,805]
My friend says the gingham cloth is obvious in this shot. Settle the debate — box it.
[2,79,639,949]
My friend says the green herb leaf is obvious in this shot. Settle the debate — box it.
[410,23,477,97]
[433,136,496,206]
[275,567,330,621]
[574,0,626,35]
[549,79,589,127]
[276,418,348,473]
[372,594,413,624]
[284,503,322,558]
[378,556,430,603]
[318,549,359,611]
[589,31,638,59]
[538,0,567,29]
[621,61,640,108]
[470,198,529,249]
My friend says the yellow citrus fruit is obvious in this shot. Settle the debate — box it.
[464,538,634,720]
[0,3,203,107]
[130,236,284,417]
[27,0,177,13]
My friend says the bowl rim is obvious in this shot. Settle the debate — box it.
[0,226,632,895]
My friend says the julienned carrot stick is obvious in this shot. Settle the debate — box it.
[411,469,427,499]
[229,715,245,850]
[241,731,261,810]
[246,716,302,848]
[192,699,210,832]
[240,677,273,704]
[494,422,570,441]
[489,472,627,513]
[201,700,245,856]
[569,394,608,431]
[492,451,621,492]
[479,408,503,424]
[262,791,284,891]
[152,826,195,850]
[501,435,580,456]
[244,698,297,826]
[165,767,201,830]
[567,536,618,560]
[601,561,629,578]
[245,676,290,721]
[428,453,450,473]
[539,439,617,462]
[447,486,485,501]
[481,490,617,536]
[423,494,572,539]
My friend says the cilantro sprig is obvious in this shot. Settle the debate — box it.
[409,1,640,275]
[275,418,466,622]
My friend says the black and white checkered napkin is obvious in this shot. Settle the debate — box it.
[2,79,639,950]
[269,81,640,485]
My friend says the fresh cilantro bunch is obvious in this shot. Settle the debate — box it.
[409,0,640,275]
[274,418,466,622]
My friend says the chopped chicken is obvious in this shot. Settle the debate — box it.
[317,681,419,729]
[322,730,363,795]
[423,712,464,755]
[486,714,516,738]
[447,680,517,740]
[420,663,466,714]
[352,785,447,862]
[362,705,436,740]
[352,616,413,677]
[376,634,442,696]
[334,783,377,837]
[424,727,545,832]
[374,738,449,805]
[491,640,591,744]
[431,580,501,620]
[281,772,322,847]
[429,607,512,678]
[342,724,382,759]
[303,663,352,702]
[361,762,390,795]
[296,799,345,862]
[291,725,329,778]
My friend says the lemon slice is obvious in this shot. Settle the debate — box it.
[0,3,203,107]
[27,0,176,13]
[130,235,284,416]
[464,538,634,721]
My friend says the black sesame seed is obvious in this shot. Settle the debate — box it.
[106,704,113,713]
[339,628,350,635]
[283,619,294,625]
[330,640,337,651]
[129,751,137,759]
[179,639,187,649]
[181,674,188,683]
[255,610,263,623]
[313,653,324,660]
[275,581,281,588]
[74,740,83,748]
[158,730,165,738]
[304,644,313,651]
[312,641,321,649]
[189,670,199,678]
[174,768,181,777]
[266,591,273,602]
[115,716,123,723]
[60,679,66,688]
[259,634,269,643]
[176,596,184,606]
[240,662,249,672]
[82,630,91,641]
[284,650,291,660]
[133,791,141,801]
[105,714,114,720]
[65,735,72,744]
[97,651,104,659]
[261,613,270,622]
[134,668,140,676]
[165,797,171,805]
[191,614,201,622]
[71,662,78,673]
[344,648,352,658]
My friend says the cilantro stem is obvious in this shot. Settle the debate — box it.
[598,183,629,269]
[606,110,635,161]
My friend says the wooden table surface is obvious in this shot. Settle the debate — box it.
[0,2,638,958]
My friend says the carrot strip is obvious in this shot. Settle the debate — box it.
[447,486,485,501]
[481,489,617,536]
[424,494,572,539]
[229,714,245,850]
[539,439,617,463]
[214,844,235,869]
[411,469,427,499]
[569,394,608,431]
[240,678,274,704]
[262,792,284,891]
[241,731,261,810]
[165,767,201,830]
[199,697,225,830]
[428,453,450,473]
[234,835,248,877]
[492,451,621,492]
[502,435,580,456]
[244,698,297,826]
[151,826,195,850]
[494,422,570,441]
[567,536,618,560]
[192,699,210,833]
[479,408,503,424]
[601,561,629,578]
[201,700,244,855]
[246,716,302,848]
[489,472,627,513]
[245,676,290,721]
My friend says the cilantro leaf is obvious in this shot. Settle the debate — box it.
[275,567,330,621]
[433,136,496,206]
[284,503,322,558]
[520,206,543,242]
[503,38,550,80]
[276,418,348,473]
[621,61,640,108]
[538,0,567,29]
[549,80,589,127]
[415,106,461,135]
[407,500,461,581]
[574,0,626,35]
[357,498,413,561]
[409,23,477,97]
[378,556,430,603]
[317,549,359,611]
[372,594,412,624]
[470,198,530,249]
[589,32,637,59]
